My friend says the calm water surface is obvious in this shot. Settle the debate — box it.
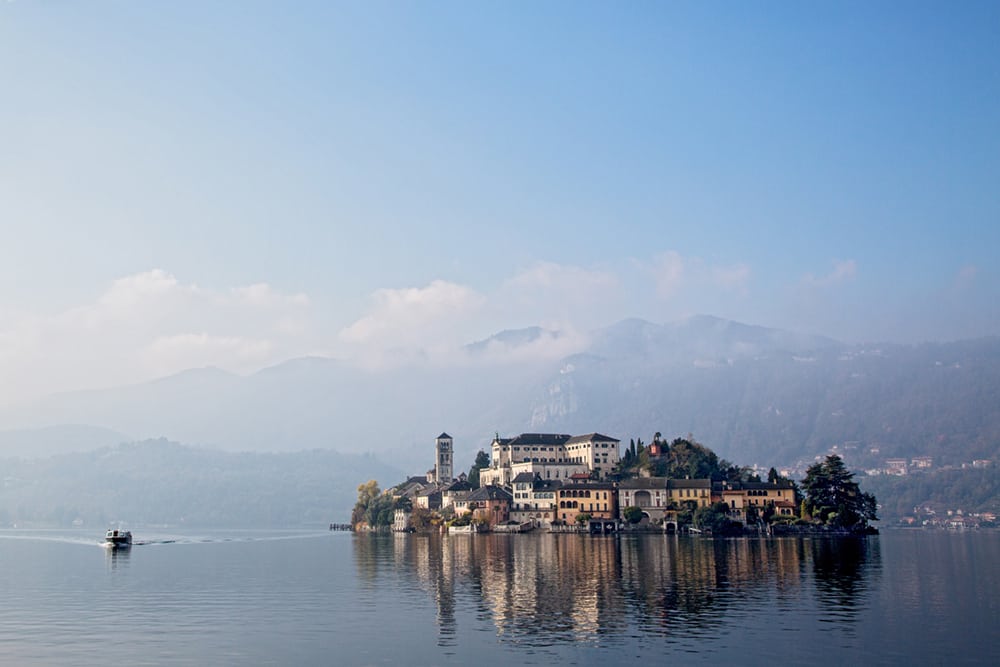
[0,529,996,665]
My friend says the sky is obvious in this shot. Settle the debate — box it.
[1,1,998,403]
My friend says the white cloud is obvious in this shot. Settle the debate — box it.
[143,333,274,376]
[505,261,618,292]
[232,283,310,307]
[0,270,317,404]
[0,254,766,403]
[465,327,591,366]
[339,265,617,368]
[643,251,751,298]
[497,261,621,326]
[650,251,686,297]
[711,262,752,292]
[339,280,485,347]
[802,259,857,288]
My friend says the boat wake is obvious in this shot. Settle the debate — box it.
[3,531,336,548]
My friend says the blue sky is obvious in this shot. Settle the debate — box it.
[1,1,998,401]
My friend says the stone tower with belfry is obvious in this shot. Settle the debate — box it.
[435,432,454,485]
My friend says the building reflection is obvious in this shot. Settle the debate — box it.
[351,533,881,646]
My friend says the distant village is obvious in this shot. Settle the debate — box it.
[354,432,807,535]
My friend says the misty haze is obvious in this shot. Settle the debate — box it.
[1,2,997,666]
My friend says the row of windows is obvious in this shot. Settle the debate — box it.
[501,443,617,452]
[558,490,609,499]
[559,501,609,511]
[514,490,557,499]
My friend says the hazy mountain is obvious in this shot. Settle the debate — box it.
[466,326,553,354]
[0,439,401,528]
[0,424,132,458]
[1,316,998,476]
[528,331,1000,468]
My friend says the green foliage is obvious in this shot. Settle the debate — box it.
[575,513,592,526]
[449,511,473,527]
[351,479,398,528]
[861,466,1000,519]
[694,501,742,534]
[409,506,433,531]
[622,506,644,524]
[655,438,725,479]
[802,455,878,529]
[468,450,490,489]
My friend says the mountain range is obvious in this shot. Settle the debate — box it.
[2,315,998,475]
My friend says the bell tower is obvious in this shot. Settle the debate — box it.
[435,432,453,485]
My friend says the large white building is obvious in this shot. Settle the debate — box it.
[479,432,621,487]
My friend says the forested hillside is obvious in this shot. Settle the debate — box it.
[0,439,401,528]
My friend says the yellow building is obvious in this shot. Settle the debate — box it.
[721,482,797,522]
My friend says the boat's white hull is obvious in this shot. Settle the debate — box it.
[104,530,132,549]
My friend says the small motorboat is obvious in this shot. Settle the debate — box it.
[104,528,133,549]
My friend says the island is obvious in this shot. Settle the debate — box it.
[351,432,878,536]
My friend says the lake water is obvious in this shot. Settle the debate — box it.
[0,529,996,665]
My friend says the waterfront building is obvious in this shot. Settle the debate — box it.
[617,477,672,522]
[667,478,713,508]
[468,485,513,528]
[720,480,797,522]
[393,508,411,532]
[556,475,617,526]
[509,472,562,527]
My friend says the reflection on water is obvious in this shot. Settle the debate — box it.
[353,533,880,653]
[104,546,131,571]
[0,529,992,665]
[810,537,880,627]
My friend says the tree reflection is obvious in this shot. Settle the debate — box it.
[809,537,880,624]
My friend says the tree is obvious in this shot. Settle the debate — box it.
[409,506,433,531]
[468,450,490,489]
[801,455,878,529]
[662,438,723,479]
[357,480,380,507]
[351,480,381,526]
[575,513,592,526]
[622,506,644,524]
[694,501,741,534]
